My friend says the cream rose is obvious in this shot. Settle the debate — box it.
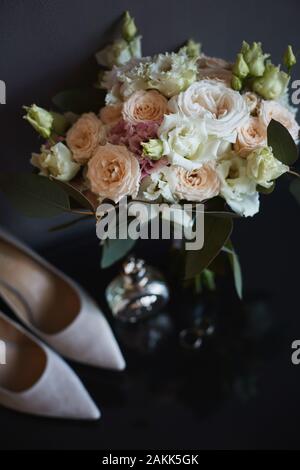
[166,164,221,202]
[87,143,140,203]
[169,80,249,142]
[158,113,230,170]
[122,90,168,124]
[234,117,267,156]
[259,100,300,141]
[99,105,122,125]
[66,113,105,164]
[198,53,232,88]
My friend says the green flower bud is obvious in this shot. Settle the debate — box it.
[141,139,164,160]
[231,75,243,91]
[232,53,249,79]
[128,35,142,59]
[241,41,269,77]
[122,11,137,42]
[23,104,53,139]
[95,39,132,68]
[283,45,296,71]
[252,62,290,100]
[184,39,201,59]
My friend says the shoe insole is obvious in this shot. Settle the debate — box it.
[0,239,80,334]
[0,316,46,392]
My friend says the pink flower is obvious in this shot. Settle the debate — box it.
[139,156,168,179]
[108,119,160,156]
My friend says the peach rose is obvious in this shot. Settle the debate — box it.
[169,163,221,202]
[259,100,300,141]
[122,90,168,124]
[99,105,122,125]
[234,117,267,156]
[198,55,231,70]
[87,143,140,202]
[66,113,105,164]
[198,69,233,87]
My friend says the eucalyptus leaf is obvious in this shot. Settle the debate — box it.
[52,179,96,212]
[0,173,70,218]
[101,237,136,269]
[223,240,243,299]
[184,215,233,280]
[52,88,106,114]
[48,215,92,232]
[267,119,298,165]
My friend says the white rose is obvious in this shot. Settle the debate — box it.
[259,100,300,141]
[217,155,259,217]
[31,142,80,182]
[168,80,250,142]
[158,113,230,170]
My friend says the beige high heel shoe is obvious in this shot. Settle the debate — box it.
[0,228,125,370]
[0,311,100,420]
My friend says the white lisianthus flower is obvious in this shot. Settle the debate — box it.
[217,155,259,217]
[140,170,177,203]
[101,58,150,104]
[158,113,230,170]
[246,146,289,188]
[276,89,298,119]
[169,80,249,142]
[31,142,80,182]
[146,52,198,97]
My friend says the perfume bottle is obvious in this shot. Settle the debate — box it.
[105,257,169,323]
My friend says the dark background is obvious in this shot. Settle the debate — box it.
[0,0,300,450]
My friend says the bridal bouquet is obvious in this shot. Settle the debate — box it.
[1,12,300,297]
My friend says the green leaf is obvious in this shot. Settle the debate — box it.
[223,240,243,299]
[257,183,275,194]
[52,179,95,212]
[0,173,70,218]
[48,215,92,232]
[267,119,298,165]
[184,215,233,280]
[101,237,136,269]
[52,88,106,114]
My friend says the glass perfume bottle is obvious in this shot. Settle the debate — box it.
[105,257,169,323]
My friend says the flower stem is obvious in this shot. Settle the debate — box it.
[288,170,300,178]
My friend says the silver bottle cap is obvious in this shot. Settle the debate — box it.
[106,257,169,323]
